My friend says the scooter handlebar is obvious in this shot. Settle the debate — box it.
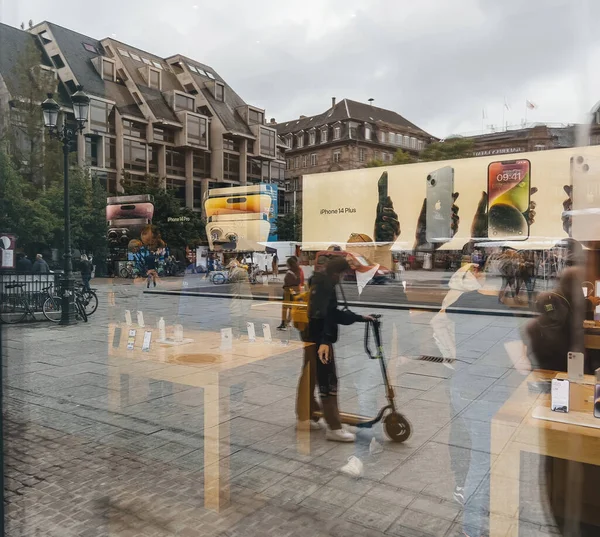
[364,314,383,359]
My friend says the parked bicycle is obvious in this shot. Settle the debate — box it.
[41,286,88,323]
[119,261,142,279]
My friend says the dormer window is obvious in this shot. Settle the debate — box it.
[308,129,316,145]
[321,128,328,143]
[248,108,264,125]
[102,59,115,81]
[175,92,195,112]
[215,82,225,102]
[285,134,293,148]
[149,68,161,90]
[296,132,304,148]
[333,125,341,140]
[365,124,372,141]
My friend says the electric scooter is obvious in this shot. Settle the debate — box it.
[314,314,412,443]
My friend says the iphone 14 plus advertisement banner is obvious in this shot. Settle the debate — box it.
[302,145,600,251]
[204,183,278,250]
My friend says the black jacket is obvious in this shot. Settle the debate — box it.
[307,272,363,345]
[80,260,92,276]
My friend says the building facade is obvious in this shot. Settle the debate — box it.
[466,124,579,157]
[274,98,435,213]
[0,22,286,214]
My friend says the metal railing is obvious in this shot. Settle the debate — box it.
[0,272,61,312]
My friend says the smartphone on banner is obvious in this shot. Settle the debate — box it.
[426,166,454,243]
[570,155,600,243]
[204,194,272,217]
[487,159,531,240]
[551,378,570,413]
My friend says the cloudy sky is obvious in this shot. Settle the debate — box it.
[2,0,599,138]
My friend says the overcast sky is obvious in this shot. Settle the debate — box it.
[2,0,599,138]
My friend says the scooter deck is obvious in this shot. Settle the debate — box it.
[313,410,383,427]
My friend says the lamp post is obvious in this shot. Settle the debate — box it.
[41,86,90,325]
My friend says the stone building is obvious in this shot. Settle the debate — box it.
[0,21,286,214]
[274,98,435,213]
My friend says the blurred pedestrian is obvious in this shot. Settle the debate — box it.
[80,254,93,291]
[278,256,303,330]
[272,254,279,279]
[32,254,50,274]
[16,253,33,273]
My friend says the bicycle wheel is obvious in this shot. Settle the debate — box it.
[43,296,62,323]
[75,298,88,322]
[79,290,98,316]
[119,267,130,278]
[0,295,28,324]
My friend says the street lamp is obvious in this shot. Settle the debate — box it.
[41,86,90,325]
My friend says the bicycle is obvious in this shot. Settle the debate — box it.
[75,283,98,316]
[0,283,37,324]
[42,285,88,323]
[119,261,142,279]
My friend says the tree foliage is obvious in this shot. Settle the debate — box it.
[276,209,302,241]
[120,174,206,249]
[366,149,416,168]
[419,137,474,162]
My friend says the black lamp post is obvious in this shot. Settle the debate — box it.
[42,86,90,325]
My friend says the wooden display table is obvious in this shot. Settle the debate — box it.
[108,323,307,511]
[490,371,600,536]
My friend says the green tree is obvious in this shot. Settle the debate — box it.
[120,174,206,249]
[366,149,415,168]
[0,149,58,253]
[419,137,474,162]
[276,209,301,241]
[40,165,108,258]
[3,38,62,189]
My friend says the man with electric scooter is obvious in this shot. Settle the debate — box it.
[297,256,373,442]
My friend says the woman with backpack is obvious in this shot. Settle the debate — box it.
[277,256,303,330]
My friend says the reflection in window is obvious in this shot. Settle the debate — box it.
[166,149,185,176]
[154,127,174,143]
[104,137,116,169]
[260,128,276,157]
[89,99,110,133]
[123,119,146,139]
[193,151,210,177]
[224,152,240,181]
[175,93,195,112]
[223,137,240,152]
[248,109,264,125]
[123,139,147,171]
[187,115,207,146]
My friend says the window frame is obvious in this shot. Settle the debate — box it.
[321,128,328,143]
[174,92,195,112]
[364,125,371,141]
[333,126,341,140]
[259,128,276,157]
[359,148,366,162]
[187,113,208,147]
[123,139,148,172]
[296,132,304,149]
[149,67,161,90]
[332,149,341,163]
[102,59,115,81]
[308,130,316,145]
[310,153,317,166]
[215,82,225,102]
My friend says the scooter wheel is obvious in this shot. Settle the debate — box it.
[384,412,411,443]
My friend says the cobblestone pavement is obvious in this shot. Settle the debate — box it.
[2,281,559,536]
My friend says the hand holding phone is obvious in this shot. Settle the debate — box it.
[374,172,400,242]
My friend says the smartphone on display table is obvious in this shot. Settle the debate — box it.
[594,384,600,418]
[487,159,531,240]
[426,166,454,243]
[570,155,600,242]
[551,378,570,413]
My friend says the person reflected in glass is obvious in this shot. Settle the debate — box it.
[277,256,303,330]
[80,254,93,291]
[296,257,372,442]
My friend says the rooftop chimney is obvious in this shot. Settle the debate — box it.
[269,118,276,124]
[332,97,336,108]
[299,115,307,119]
[368,98,374,106]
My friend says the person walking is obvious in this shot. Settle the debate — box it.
[80,254,93,291]
[32,254,50,274]
[271,254,279,280]
[296,256,372,442]
[277,256,303,330]
[16,254,33,273]
[145,250,158,288]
